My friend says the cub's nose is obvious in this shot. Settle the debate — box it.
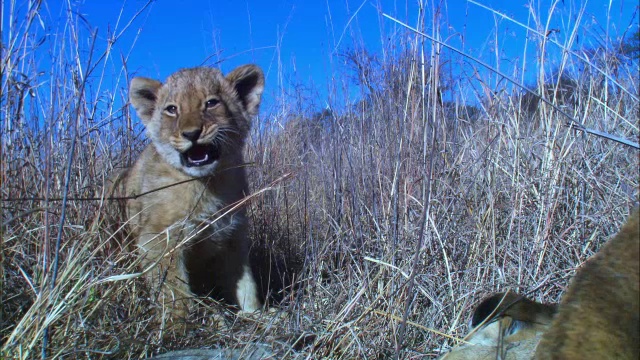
[182,128,202,142]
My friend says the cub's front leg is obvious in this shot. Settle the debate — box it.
[138,232,192,332]
[235,264,261,312]
[184,223,261,313]
[222,226,261,312]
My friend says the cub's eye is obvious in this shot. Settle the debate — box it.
[205,98,219,109]
[164,105,178,115]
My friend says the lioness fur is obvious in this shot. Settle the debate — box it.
[441,209,639,359]
[535,209,639,359]
[123,65,264,329]
[469,292,557,346]
[440,292,556,360]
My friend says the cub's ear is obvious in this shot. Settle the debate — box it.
[226,64,264,117]
[129,77,163,123]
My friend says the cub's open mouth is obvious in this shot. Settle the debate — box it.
[180,144,219,167]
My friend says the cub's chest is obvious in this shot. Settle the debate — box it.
[134,179,241,238]
[127,148,247,239]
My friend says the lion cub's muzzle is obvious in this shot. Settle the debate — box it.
[179,129,219,168]
[180,143,218,167]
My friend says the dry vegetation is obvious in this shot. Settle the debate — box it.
[2,1,638,359]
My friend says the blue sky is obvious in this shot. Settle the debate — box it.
[5,0,639,112]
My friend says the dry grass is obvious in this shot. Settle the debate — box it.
[2,1,638,359]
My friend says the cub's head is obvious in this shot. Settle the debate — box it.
[129,65,264,177]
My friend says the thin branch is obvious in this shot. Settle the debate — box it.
[1,163,260,202]
[42,26,98,360]
[382,13,640,150]
[468,0,639,103]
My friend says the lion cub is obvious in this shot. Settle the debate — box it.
[124,65,264,329]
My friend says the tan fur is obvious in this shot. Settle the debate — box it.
[440,334,541,360]
[441,292,556,360]
[468,292,556,346]
[122,65,265,330]
[535,209,640,359]
[441,210,640,360]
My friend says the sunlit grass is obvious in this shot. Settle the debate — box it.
[1,0,638,358]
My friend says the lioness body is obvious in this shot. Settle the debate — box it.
[468,292,557,346]
[124,65,265,328]
[535,209,639,359]
[441,292,556,360]
[441,209,639,360]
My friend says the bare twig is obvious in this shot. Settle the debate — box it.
[382,13,640,150]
